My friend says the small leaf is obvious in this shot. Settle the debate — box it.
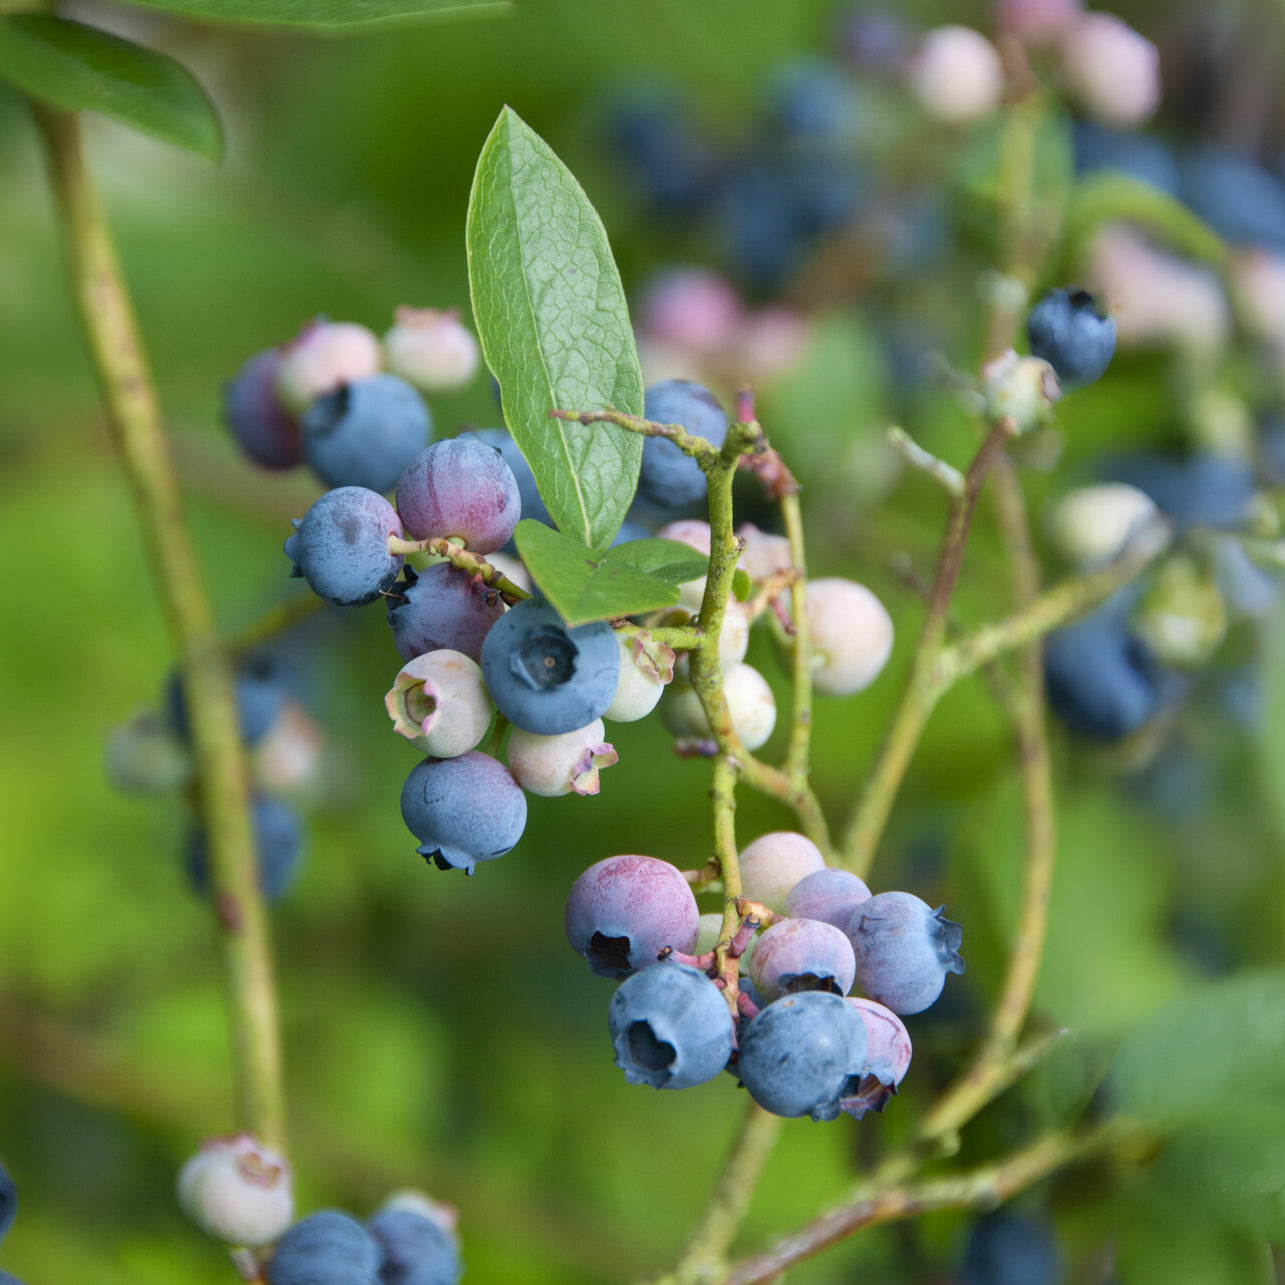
[467,107,643,551]
[112,0,508,31]
[607,539,708,585]
[0,15,223,160]
[514,520,680,625]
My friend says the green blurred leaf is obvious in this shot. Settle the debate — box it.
[467,106,643,551]
[514,520,681,625]
[0,15,223,159]
[732,567,751,601]
[1062,172,1226,271]
[606,538,707,585]
[113,0,509,30]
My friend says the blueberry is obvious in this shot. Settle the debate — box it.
[0,1161,15,1243]
[472,429,551,532]
[1026,287,1116,390]
[165,653,287,749]
[737,832,826,913]
[383,307,481,395]
[783,868,872,932]
[1104,452,1255,533]
[274,320,383,416]
[222,349,302,470]
[607,91,720,216]
[480,598,619,736]
[1181,147,1285,254]
[506,718,618,797]
[717,163,805,292]
[960,1210,1064,1285]
[186,795,305,902]
[1072,120,1179,195]
[301,374,431,494]
[803,578,895,696]
[736,991,869,1121]
[637,380,729,510]
[1043,598,1160,740]
[366,1208,461,1285]
[395,433,521,552]
[386,563,506,664]
[265,1210,382,1285]
[400,751,527,874]
[748,918,857,1001]
[609,961,735,1090]
[846,892,964,1015]
[285,487,404,608]
[766,57,863,144]
[566,854,700,979]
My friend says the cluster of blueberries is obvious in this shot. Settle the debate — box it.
[177,1134,460,1284]
[565,839,962,1121]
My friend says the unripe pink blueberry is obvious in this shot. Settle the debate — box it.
[385,650,493,758]
[506,717,618,796]
[735,306,811,379]
[784,867,872,930]
[640,268,743,353]
[604,630,674,723]
[383,306,481,393]
[994,0,1082,46]
[907,26,1004,124]
[252,700,323,792]
[660,663,776,750]
[274,320,382,415]
[1231,249,1285,350]
[657,519,714,613]
[1059,13,1161,128]
[736,524,792,584]
[847,998,912,1086]
[748,918,857,1001]
[395,434,521,552]
[804,578,894,696]
[177,1134,293,1247]
[565,854,700,978]
[737,831,825,911]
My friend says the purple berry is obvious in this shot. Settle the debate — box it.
[565,854,700,979]
[748,918,857,1001]
[366,1208,461,1285]
[840,998,913,1119]
[266,1210,381,1285]
[302,374,431,493]
[285,487,404,608]
[400,751,527,874]
[784,868,872,930]
[608,961,736,1089]
[736,991,869,1121]
[274,320,382,414]
[386,563,506,663]
[846,892,964,1015]
[222,349,302,469]
[395,434,521,552]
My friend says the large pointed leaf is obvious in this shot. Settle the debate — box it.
[467,107,643,552]
[113,0,508,30]
[0,15,223,160]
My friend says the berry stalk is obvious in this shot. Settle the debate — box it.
[32,105,285,1150]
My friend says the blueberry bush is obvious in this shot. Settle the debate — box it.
[5,1,1285,1283]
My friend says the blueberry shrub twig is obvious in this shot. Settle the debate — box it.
[885,426,966,499]
[32,105,286,1150]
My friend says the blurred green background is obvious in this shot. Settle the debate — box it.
[2,0,1285,1281]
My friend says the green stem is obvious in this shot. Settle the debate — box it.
[781,494,813,781]
[33,106,285,1150]
[387,535,530,600]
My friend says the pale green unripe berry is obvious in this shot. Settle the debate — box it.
[384,307,481,393]
[804,578,894,696]
[605,630,674,722]
[507,718,618,796]
[274,321,382,414]
[661,664,776,749]
[738,831,825,912]
[177,1135,293,1247]
[385,650,492,758]
[1133,554,1227,668]
[1046,483,1159,569]
[695,912,724,955]
[487,551,532,593]
[981,348,1060,435]
[105,710,192,794]
[676,602,750,678]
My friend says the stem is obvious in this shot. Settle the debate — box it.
[387,535,530,601]
[551,406,720,463]
[781,494,813,781]
[840,419,1017,879]
[34,107,285,1149]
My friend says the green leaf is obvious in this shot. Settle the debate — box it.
[1061,172,1226,272]
[514,521,681,625]
[732,567,751,601]
[111,0,509,31]
[0,15,223,160]
[467,107,643,551]
[606,539,708,586]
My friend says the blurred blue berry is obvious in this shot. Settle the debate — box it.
[266,1211,382,1285]
[367,1209,460,1285]
[639,380,729,510]
[186,795,304,902]
[1027,287,1115,390]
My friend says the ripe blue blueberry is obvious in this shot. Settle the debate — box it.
[386,563,506,664]
[608,92,718,216]
[608,961,735,1089]
[1105,452,1255,533]
[736,991,869,1121]
[566,854,700,979]
[1044,597,1159,740]
[186,795,305,902]
[165,654,287,749]
[638,380,729,509]
[0,1161,14,1243]
[366,1208,461,1285]
[960,1211,1064,1285]
[480,598,620,736]
[301,373,431,494]
[1027,287,1116,390]
[265,1210,382,1285]
[395,433,521,552]
[222,348,302,470]
[400,751,527,874]
[1181,146,1285,254]
[285,487,404,608]
[846,892,964,1015]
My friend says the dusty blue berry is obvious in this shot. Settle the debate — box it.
[223,348,302,470]
[266,1211,381,1285]
[186,795,304,902]
[367,1209,460,1285]
[639,380,728,509]
[846,892,964,1015]
[285,487,404,608]
[1027,287,1115,390]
